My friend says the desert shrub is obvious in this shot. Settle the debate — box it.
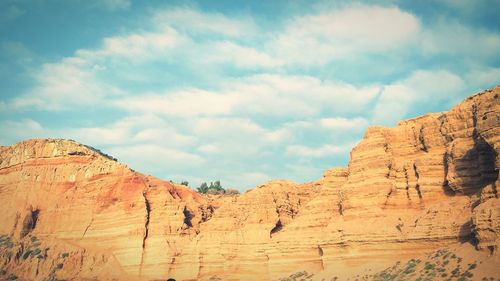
[197,182,209,193]
[32,248,41,256]
[197,181,225,194]
[7,274,17,280]
[424,262,435,270]
[56,263,64,269]
[463,271,473,278]
[468,263,476,270]
[180,181,189,186]
[62,252,69,258]
[22,250,32,260]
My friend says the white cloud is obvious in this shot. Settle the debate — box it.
[420,20,500,59]
[153,8,257,37]
[89,27,184,59]
[63,115,196,147]
[271,5,420,65]
[371,70,464,125]
[10,56,123,110]
[115,74,380,118]
[114,89,240,116]
[224,172,271,190]
[198,144,220,154]
[108,144,205,172]
[319,117,368,130]
[0,119,45,145]
[286,144,351,158]
[204,41,281,68]
[464,68,500,89]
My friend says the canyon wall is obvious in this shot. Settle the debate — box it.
[0,86,498,280]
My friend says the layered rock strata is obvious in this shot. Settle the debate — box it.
[0,86,498,280]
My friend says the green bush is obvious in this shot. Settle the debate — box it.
[32,248,41,256]
[424,262,435,270]
[197,181,225,194]
[22,250,32,260]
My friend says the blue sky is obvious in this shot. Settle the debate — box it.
[1,0,499,190]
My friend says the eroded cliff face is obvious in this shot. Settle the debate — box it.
[0,86,499,281]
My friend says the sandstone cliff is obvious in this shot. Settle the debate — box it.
[0,86,498,281]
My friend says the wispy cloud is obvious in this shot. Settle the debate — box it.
[271,5,420,65]
[1,2,499,189]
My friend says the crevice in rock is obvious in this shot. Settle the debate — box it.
[442,152,455,196]
[139,191,151,275]
[458,219,476,245]
[438,114,453,142]
[413,164,423,199]
[270,220,282,238]
[141,192,151,250]
[471,104,478,138]
[487,245,496,255]
[403,166,410,201]
[183,206,193,228]
[317,245,324,257]
[318,245,325,270]
[384,188,394,206]
[31,209,40,230]
[415,184,422,199]
[456,134,498,195]
[81,216,94,238]
[386,162,392,178]
[418,126,428,152]
[338,191,345,216]
[20,208,40,238]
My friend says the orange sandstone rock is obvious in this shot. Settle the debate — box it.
[0,86,499,280]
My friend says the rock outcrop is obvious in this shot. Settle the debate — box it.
[0,86,498,281]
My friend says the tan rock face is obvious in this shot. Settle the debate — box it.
[0,87,499,281]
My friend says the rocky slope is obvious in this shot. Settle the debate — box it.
[0,86,499,281]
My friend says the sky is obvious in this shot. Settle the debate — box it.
[0,0,499,191]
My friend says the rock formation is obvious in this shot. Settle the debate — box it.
[0,86,499,281]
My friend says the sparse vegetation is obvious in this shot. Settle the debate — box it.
[180,181,189,186]
[279,270,314,281]
[364,249,487,281]
[197,181,225,194]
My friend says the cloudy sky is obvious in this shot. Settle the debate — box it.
[1,0,499,190]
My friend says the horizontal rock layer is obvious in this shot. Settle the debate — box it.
[0,86,499,280]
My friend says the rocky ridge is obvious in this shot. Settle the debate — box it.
[0,86,499,280]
